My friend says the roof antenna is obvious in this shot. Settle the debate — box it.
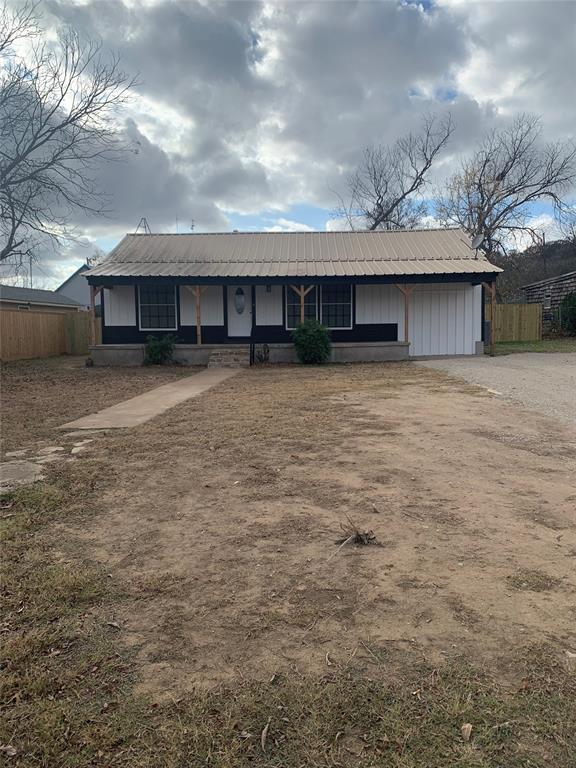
[135,217,151,235]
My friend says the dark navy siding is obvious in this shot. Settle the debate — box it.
[102,323,397,345]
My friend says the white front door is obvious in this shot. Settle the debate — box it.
[227,285,252,337]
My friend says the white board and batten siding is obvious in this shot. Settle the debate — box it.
[356,284,406,338]
[103,286,136,326]
[179,286,223,326]
[255,285,283,325]
[356,283,482,356]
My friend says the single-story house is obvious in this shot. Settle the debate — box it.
[0,284,83,313]
[522,270,576,329]
[85,228,501,365]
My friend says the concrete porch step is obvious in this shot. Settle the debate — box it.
[207,346,251,368]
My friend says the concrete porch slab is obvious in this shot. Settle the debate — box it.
[60,368,239,430]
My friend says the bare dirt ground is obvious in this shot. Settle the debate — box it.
[0,356,195,455]
[48,362,576,696]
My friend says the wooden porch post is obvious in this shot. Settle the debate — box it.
[90,286,102,346]
[395,284,413,345]
[482,281,497,356]
[193,286,204,345]
[290,284,315,324]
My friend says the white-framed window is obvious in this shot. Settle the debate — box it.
[285,286,318,329]
[284,284,354,330]
[544,289,552,310]
[138,285,177,331]
[320,284,353,329]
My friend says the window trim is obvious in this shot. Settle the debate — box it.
[285,285,318,330]
[320,284,353,330]
[543,289,552,310]
[138,285,178,332]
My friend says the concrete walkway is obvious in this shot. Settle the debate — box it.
[61,368,239,430]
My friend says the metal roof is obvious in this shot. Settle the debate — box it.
[0,284,82,306]
[522,270,576,289]
[86,228,502,280]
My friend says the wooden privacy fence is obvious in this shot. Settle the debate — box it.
[0,310,93,362]
[494,303,542,342]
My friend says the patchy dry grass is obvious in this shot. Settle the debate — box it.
[496,339,576,355]
[506,569,562,592]
[1,474,575,767]
[2,363,576,766]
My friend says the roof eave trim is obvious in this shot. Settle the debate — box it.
[87,271,501,287]
[0,299,81,307]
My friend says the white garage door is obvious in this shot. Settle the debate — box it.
[410,284,481,356]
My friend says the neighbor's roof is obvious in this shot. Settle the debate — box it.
[86,228,502,280]
[0,284,82,307]
[522,270,576,290]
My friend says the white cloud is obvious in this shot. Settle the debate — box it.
[264,218,314,232]
[3,0,573,286]
[505,214,565,253]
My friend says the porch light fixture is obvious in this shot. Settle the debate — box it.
[234,287,245,314]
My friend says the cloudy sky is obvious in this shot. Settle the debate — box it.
[6,0,576,286]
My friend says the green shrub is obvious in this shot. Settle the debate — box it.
[291,319,332,364]
[144,334,176,365]
[559,291,576,335]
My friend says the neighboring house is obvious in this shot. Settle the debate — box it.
[85,228,501,365]
[522,270,576,328]
[56,264,92,310]
[0,284,83,313]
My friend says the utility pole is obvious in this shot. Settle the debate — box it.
[29,255,33,288]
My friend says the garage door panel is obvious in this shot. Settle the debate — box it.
[411,284,476,356]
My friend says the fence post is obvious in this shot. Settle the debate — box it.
[482,281,496,356]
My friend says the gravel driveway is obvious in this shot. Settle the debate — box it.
[418,353,576,426]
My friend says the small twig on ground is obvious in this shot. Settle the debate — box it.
[261,717,271,752]
[329,517,377,559]
[359,640,383,664]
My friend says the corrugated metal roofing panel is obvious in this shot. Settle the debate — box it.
[86,229,502,279]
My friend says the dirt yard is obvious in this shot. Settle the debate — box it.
[2,361,575,766]
[0,356,195,455]
[56,364,576,685]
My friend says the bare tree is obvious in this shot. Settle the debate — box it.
[340,113,454,230]
[436,114,576,254]
[0,2,136,266]
[558,205,576,245]
[0,1,39,56]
